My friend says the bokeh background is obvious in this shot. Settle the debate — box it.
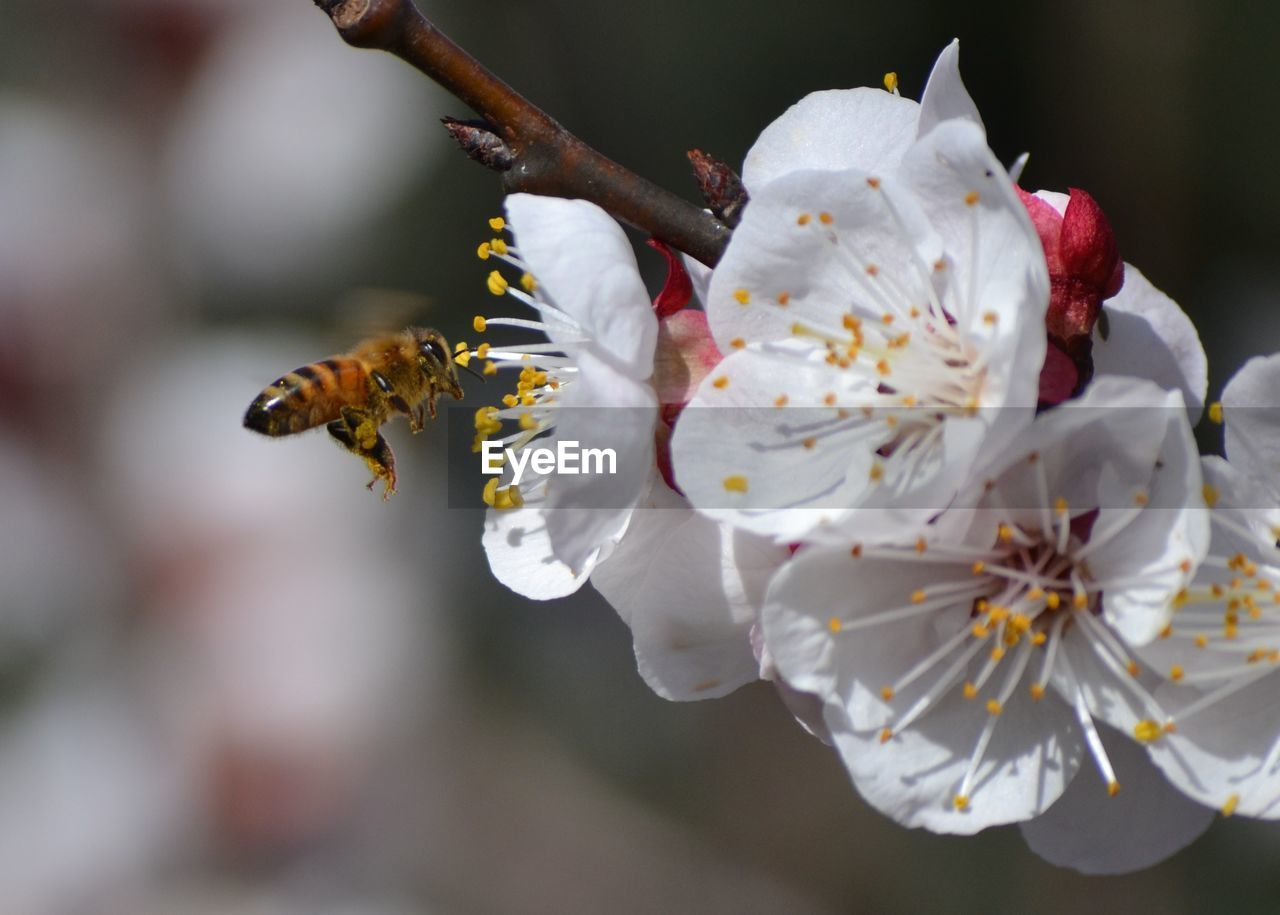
[2,0,1279,912]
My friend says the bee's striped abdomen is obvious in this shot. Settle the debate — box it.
[243,357,368,437]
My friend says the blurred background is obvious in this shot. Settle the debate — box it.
[2,0,1278,912]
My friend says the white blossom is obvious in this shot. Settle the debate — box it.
[670,42,1049,543]
[762,378,1208,849]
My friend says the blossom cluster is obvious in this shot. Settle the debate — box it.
[466,42,1280,872]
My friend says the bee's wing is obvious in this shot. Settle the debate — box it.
[332,287,436,342]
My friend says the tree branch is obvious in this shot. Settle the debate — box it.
[313,0,732,267]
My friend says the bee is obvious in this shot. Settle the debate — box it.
[243,327,465,498]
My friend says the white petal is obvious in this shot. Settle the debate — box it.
[593,480,787,700]
[917,40,985,138]
[1150,672,1280,819]
[670,346,879,541]
[542,350,658,570]
[1093,263,1208,424]
[1020,723,1214,873]
[741,89,919,192]
[504,194,657,378]
[1223,352,1280,489]
[1079,384,1207,645]
[704,167,941,352]
[681,251,713,308]
[482,497,597,599]
[900,119,1048,407]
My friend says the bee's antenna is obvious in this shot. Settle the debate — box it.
[457,359,488,383]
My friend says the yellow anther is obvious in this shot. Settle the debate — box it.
[490,238,508,256]
[1133,720,1163,743]
[876,359,891,376]
[1208,401,1223,424]
[712,375,730,389]
[476,342,491,359]
[953,795,970,810]
[965,191,981,206]
[734,288,751,305]
[730,337,745,349]
[723,475,749,493]
[823,392,837,406]
[796,213,811,226]
[971,623,989,638]
[866,177,881,189]
[1107,781,1121,797]
[997,524,1014,543]
[971,560,986,575]
[803,437,817,449]
[1073,592,1089,610]
[488,216,506,231]
[774,394,789,407]
[986,699,1002,716]
[1054,497,1068,515]
[1194,634,1208,648]
[476,241,491,260]
[1159,624,1173,639]
[915,537,927,554]
[517,411,538,431]
[777,292,791,306]
[1168,665,1184,682]
[1222,794,1240,816]
[454,350,472,367]
[828,617,843,634]
[883,71,898,92]
[990,647,1005,662]
[1031,632,1047,646]
[482,478,523,510]
[818,211,833,225]
[473,405,501,431]
[869,462,884,482]
[910,589,927,604]
[486,271,508,296]
[879,728,893,744]
[1134,491,1149,507]
[866,264,879,276]
[880,685,895,701]
[851,544,863,558]
[483,360,498,376]
[520,272,536,292]
[1010,613,1032,634]
[1029,683,1046,700]
[1027,587,1044,601]
[963,682,977,699]
[1126,660,1140,677]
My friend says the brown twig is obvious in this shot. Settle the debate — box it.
[313,0,732,267]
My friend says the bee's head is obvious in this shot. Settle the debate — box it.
[413,327,464,400]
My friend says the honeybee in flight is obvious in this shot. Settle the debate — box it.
[244,327,465,498]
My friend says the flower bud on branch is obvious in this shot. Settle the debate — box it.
[312,0,732,266]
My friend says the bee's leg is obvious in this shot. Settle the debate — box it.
[359,433,397,500]
[389,394,424,432]
[426,391,438,420]
[329,408,397,499]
